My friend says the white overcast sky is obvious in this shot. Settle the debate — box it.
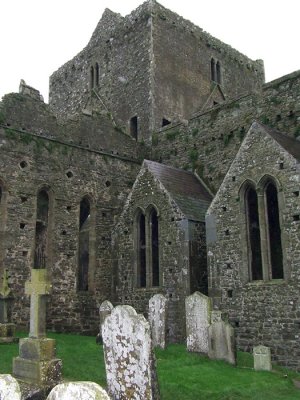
[1,0,300,102]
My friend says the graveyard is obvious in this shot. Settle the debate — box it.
[1,332,300,399]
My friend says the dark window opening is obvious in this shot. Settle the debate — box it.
[246,187,263,280]
[293,214,300,221]
[138,213,146,288]
[210,58,216,81]
[162,118,171,127]
[78,197,91,291]
[34,190,49,269]
[130,116,138,140]
[265,182,283,279]
[95,63,100,86]
[90,66,94,90]
[216,61,222,84]
[150,208,159,286]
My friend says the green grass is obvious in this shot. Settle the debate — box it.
[1,333,300,399]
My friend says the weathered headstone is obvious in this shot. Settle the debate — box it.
[0,270,17,343]
[99,300,113,334]
[13,269,62,386]
[102,305,160,400]
[0,374,21,400]
[208,311,236,365]
[185,291,211,353]
[47,382,110,400]
[149,294,167,349]
[253,345,272,371]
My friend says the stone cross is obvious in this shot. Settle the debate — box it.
[25,269,52,339]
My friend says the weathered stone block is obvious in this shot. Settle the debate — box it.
[46,382,110,400]
[13,357,62,386]
[208,312,236,365]
[149,294,167,349]
[102,305,160,400]
[0,323,17,343]
[185,291,211,354]
[19,338,56,361]
[253,345,272,371]
[0,374,21,400]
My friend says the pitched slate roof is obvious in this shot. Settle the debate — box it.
[144,160,212,221]
[262,123,300,161]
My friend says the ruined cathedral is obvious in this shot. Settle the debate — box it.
[1,0,300,369]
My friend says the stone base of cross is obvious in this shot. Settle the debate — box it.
[13,269,62,386]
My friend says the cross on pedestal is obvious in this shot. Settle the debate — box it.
[25,269,52,339]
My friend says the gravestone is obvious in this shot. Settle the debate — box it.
[149,294,167,349]
[47,382,110,400]
[102,305,160,400]
[253,345,272,371]
[185,291,211,353]
[99,300,113,334]
[208,311,236,365]
[0,270,17,343]
[0,374,21,400]
[13,269,62,386]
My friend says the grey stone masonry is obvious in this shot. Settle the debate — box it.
[102,305,160,400]
[208,311,236,365]
[0,270,17,343]
[253,345,272,371]
[185,291,211,354]
[149,294,168,349]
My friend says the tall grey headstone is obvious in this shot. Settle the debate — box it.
[47,382,110,400]
[0,374,21,400]
[253,345,272,371]
[149,294,167,349]
[185,291,211,353]
[208,311,236,365]
[102,305,160,400]
[99,300,113,335]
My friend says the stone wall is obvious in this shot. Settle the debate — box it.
[206,123,300,370]
[0,93,140,334]
[113,166,208,342]
[49,1,264,142]
[151,70,300,193]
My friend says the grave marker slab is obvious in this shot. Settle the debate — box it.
[149,294,167,349]
[0,374,21,400]
[253,345,272,371]
[102,305,160,400]
[47,382,110,400]
[185,292,211,353]
[99,300,113,334]
[208,311,236,365]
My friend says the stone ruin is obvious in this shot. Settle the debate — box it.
[102,305,160,400]
[208,311,236,365]
[185,291,211,354]
[149,294,168,349]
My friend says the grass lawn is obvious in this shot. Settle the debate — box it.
[1,332,300,399]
